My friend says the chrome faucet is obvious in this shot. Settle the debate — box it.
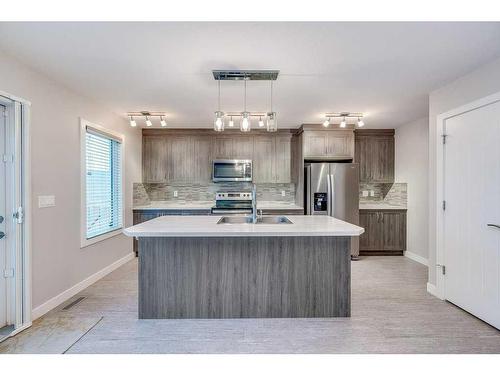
[251,184,258,223]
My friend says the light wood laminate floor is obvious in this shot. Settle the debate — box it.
[1,256,499,354]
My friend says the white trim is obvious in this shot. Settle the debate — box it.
[32,252,134,320]
[80,118,125,248]
[426,282,442,299]
[404,251,428,266]
[435,90,500,302]
[0,93,32,333]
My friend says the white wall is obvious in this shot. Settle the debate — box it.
[395,117,429,264]
[428,57,500,286]
[0,52,142,311]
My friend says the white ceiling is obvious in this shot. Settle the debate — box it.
[1,22,500,128]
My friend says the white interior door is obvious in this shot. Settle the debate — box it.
[444,100,500,329]
[0,104,6,329]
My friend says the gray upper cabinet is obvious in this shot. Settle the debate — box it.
[193,136,213,182]
[275,135,292,183]
[354,129,395,183]
[302,129,354,160]
[169,136,195,183]
[143,136,168,183]
[233,137,254,160]
[142,130,293,185]
[253,136,276,183]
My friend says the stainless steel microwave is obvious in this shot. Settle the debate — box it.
[212,159,253,182]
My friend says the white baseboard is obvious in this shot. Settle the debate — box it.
[404,251,428,266]
[427,282,438,297]
[32,252,135,320]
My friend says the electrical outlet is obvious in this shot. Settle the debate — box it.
[173,191,178,198]
[38,195,56,208]
[362,190,369,197]
[281,190,286,197]
[369,190,375,197]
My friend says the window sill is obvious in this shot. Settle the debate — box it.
[80,228,123,249]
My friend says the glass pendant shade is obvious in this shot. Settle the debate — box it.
[240,112,251,132]
[214,111,224,132]
[266,112,277,132]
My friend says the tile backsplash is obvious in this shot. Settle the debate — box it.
[134,182,296,206]
[359,182,407,207]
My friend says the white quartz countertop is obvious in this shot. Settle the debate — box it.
[359,204,407,210]
[123,215,364,238]
[133,201,304,211]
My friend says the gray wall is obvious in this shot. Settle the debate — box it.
[0,52,142,309]
[428,57,500,285]
[395,117,429,262]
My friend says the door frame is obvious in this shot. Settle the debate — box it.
[0,90,32,338]
[435,90,500,300]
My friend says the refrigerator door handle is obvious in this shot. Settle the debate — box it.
[326,174,331,216]
[330,173,335,218]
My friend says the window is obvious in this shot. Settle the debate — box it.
[81,119,123,247]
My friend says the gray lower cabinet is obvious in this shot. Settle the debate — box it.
[132,209,211,255]
[359,209,406,255]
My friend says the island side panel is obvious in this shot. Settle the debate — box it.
[138,236,351,319]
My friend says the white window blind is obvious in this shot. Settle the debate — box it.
[85,127,123,239]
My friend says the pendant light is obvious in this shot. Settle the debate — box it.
[214,78,224,132]
[129,116,137,127]
[266,80,277,132]
[240,77,251,132]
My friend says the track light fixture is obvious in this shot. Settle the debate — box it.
[129,116,137,127]
[228,116,234,127]
[214,78,225,132]
[126,112,168,127]
[160,116,167,127]
[323,112,365,128]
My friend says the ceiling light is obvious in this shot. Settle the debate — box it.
[357,117,365,127]
[214,78,225,132]
[258,116,264,127]
[214,111,224,132]
[228,116,234,127]
[160,116,167,127]
[266,81,277,132]
[323,118,330,127]
[267,112,277,132]
[145,116,152,127]
[340,117,347,128]
[129,116,137,127]
[240,112,251,132]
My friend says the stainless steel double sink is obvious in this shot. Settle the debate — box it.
[217,216,293,224]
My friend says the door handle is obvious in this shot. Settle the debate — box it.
[487,223,500,229]
[0,232,5,239]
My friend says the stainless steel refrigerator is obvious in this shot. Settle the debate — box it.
[305,162,360,258]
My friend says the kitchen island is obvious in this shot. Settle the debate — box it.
[124,215,364,319]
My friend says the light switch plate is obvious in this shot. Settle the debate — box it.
[362,190,369,197]
[173,191,178,198]
[281,190,286,197]
[38,195,56,208]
